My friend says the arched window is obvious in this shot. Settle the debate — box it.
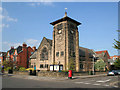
[40,47,48,60]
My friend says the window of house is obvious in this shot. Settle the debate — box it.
[61,51,64,56]
[31,52,33,55]
[80,64,83,69]
[56,52,59,57]
[45,64,48,68]
[40,47,48,60]
[13,56,16,61]
[31,65,33,68]
[40,64,43,68]
[73,52,75,57]
[0,59,1,63]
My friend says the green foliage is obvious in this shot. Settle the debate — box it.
[113,39,120,50]
[68,57,76,71]
[95,59,106,71]
[114,58,120,69]
[19,67,26,71]
[4,67,11,71]
[3,60,13,68]
[0,67,2,72]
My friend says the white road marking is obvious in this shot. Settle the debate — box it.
[96,79,111,83]
[103,85,109,87]
[93,84,101,86]
[113,86,118,88]
[84,83,91,84]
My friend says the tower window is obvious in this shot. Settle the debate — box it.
[45,64,48,68]
[57,23,63,30]
[40,64,43,68]
[61,51,64,56]
[80,64,83,69]
[56,52,59,57]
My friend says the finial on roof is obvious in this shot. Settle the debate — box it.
[64,8,67,17]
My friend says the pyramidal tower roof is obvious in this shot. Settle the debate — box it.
[50,10,81,26]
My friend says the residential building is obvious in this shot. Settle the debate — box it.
[0,52,6,67]
[6,43,35,68]
[95,50,110,70]
[110,55,120,61]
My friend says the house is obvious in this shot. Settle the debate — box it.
[0,52,6,67]
[110,55,120,61]
[95,50,110,70]
[79,47,96,72]
[6,43,36,68]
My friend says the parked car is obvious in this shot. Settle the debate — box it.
[115,70,120,75]
[107,70,118,76]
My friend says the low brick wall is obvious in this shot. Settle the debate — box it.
[13,71,29,75]
[37,71,67,77]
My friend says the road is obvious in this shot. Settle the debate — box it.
[1,74,120,88]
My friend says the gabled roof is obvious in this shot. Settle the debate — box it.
[0,52,6,56]
[79,47,95,57]
[16,46,22,53]
[38,37,52,50]
[30,51,37,59]
[8,48,15,55]
[95,50,110,59]
[50,16,81,26]
[46,38,52,46]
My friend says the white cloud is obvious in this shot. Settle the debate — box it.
[26,39,40,46]
[0,24,9,28]
[0,7,2,12]
[2,38,40,51]
[28,2,53,7]
[2,41,21,51]
[6,16,18,22]
[0,7,18,30]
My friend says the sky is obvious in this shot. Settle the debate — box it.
[0,2,118,56]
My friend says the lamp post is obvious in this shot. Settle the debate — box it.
[93,54,95,75]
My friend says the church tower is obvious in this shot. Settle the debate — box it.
[50,11,81,72]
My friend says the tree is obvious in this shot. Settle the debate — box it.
[114,58,120,69]
[95,59,106,71]
[113,39,120,50]
[113,30,120,69]
[68,57,76,71]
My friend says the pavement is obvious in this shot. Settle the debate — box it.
[1,73,107,81]
[2,73,119,88]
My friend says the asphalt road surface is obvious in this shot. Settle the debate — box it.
[1,74,120,88]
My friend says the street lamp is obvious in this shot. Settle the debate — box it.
[93,54,95,75]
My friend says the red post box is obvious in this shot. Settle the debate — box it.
[68,70,72,79]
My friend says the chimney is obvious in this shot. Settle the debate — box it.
[23,42,27,47]
[32,46,36,51]
[11,46,14,49]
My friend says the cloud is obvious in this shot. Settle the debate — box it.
[26,39,40,46]
[0,7,18,30]
[2,41,21,51]
[2,38,40,51]
[0,7,2,12]
[5,16,18,22]
[28,2,53,7]
[0,24,9,28]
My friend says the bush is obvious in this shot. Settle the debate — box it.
[4,67,11,71]
[19,67,26,72]
[0,67,2,72]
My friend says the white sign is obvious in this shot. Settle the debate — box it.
[54,65,59,71]
[50,65,54,71]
